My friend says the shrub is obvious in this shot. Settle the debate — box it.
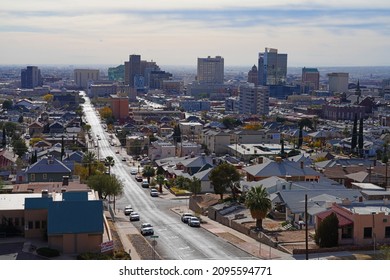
[36,247,60,258]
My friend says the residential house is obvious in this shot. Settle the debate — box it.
[243,157,321,182]
[148,141,176,161]
[28,121,44,136]
[25,155,72,182]
[49,122,65,134]
[316,201,390,246]
[0,150,18,169]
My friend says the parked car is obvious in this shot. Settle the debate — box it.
[140,223,154,236]
[188,217,200,227]
[130,169,138,175]
[124,205,133,216]
[129,212,140,221]
[135,174,143,182]
[140,158,151,166]
[181,213,193,223]
[150,189,159,197]
[141,179,149,188]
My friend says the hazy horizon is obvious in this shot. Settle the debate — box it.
[1,1,389,67]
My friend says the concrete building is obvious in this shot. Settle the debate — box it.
[179,100,211,112]
[302,67,320,91]
[247,65,258,86]
[322,104,365,121]
[110,94,129,122]
[177,141,202,158]
[74,69,99,89]
[238,83,269,115]
[328,72,349,93]
[124,54,141,87]
[148,141,176,161]
[258,48,287,86]
[179,122,203,143]
[197,56,224,85]
[21,66,42,89]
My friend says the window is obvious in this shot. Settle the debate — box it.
[385,227,390,238]
[35,221,40,229]
[28,221,33,229]
[43,173,47,180]
[42,220,47,229]
[30,174,35,181]
[14,218,19,226]
[342,225,353,239]
[363,227,372,239]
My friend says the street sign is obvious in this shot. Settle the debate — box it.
[150,235,159,238]
[100,240,114,253]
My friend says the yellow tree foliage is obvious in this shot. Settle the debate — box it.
[99,106,113,119]
[30,138,42,146]
[243,122,262,130]
[43,94,54,103]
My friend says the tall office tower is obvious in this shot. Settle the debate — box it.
[258,48,287,86]
[327,72,349,93]
[124,54,141,87]
[197,56,224,85]
[238,83,269,115]
[141,60,159,87]
[302,67,320,91]
[21,66,42,89]
[247,65,258,86]
[74,69,99,89]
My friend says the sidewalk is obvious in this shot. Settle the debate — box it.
[170,205,295,260]
[112,212,141,260]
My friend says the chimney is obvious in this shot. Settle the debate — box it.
[258,157,263,164]
[359,196,363,202]
[275,156,282,163]
[342,198,351,205]
[41,189,49,198]
[300,161,304,169]
[62,176,69,186]
[384,198,389,205]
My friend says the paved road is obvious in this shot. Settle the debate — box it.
[82,93,258,260]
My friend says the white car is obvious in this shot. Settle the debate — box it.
[130,212,140,221]
[140,223,154,236]
[130,169,138,175]
[181,213,193,223]
[188,217,200,227]
[150,189,159,197]
[124,205,133,216]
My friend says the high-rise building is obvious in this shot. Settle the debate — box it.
[21,66,42,89]
[247,65,258,86]
[110,94,129,122]
[74,69,99,89]
[124,54,141,87]
[238,83,269,115]
[302,67,320,91]
[258,48,287,86]
[197,56,224,85]
[328,72,349,93]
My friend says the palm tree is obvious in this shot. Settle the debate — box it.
[155,174,165,193]
[245,185,272,230]
[142,165,155,183]
[83,151,97,177]
[104,156,115,175]
[187,177,201,197]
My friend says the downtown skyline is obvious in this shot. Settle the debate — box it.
[1,0,390,67]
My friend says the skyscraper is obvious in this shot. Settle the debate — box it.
[327,72,349,93]
[302,67,320,91]
[21,66,42,89]
[197,56,224,85]
[124,54,141,87]
[258,48,287,86]
[247,65,258,86]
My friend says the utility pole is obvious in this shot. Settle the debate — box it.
[305,194,309,260]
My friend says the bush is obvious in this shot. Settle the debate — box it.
[315,213,339,248]
[36,247,60,258]
[77,250,130,260]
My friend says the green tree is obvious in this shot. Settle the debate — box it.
[358,117,364,157]
[87,174,124,200]
[174,176,189,189]
[244,185,272,230]
[351,114,358,153]
[2,100,13,110]
[185,177,201,196]
[315,212,339,248]
[155,174,165,193]
[173,125,181,143]
[104,156,115,175]
[142,165,155,183]
[209,163,240,200]
[83,151,97,177]
[12,139,28,157]
[18,115,24,123]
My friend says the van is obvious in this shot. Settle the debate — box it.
[141,179,149,188]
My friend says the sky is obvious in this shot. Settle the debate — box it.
[1,0,389,67]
